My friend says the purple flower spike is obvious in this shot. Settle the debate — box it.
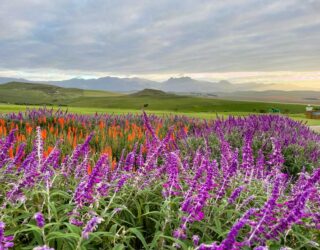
[82,216,103,239]
[228,186,244,204]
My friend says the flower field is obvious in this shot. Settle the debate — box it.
[0,108,319,250]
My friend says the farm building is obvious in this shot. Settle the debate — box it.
[306,105,320,119]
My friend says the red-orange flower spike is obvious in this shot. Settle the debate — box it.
[99,120,105,130]
[41,130,47,140]
[87,163,92,175]
[111,158,117,171]
[58,117,65,128]
[26,125,32,135]
[9,147,14,159]
[47,146,54,155]
[72,137,77,149]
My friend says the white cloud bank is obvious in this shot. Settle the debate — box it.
[0,0,319,89]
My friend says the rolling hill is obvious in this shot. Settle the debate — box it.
[0,82,122,105]
[0,83,308,114]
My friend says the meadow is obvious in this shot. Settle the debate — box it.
[0,82,312,114]
[1,82,320,127]
[0,107,319,249]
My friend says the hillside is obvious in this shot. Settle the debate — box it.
[129,88,176,97]
[0,82,122,105]
[0,82,308,113]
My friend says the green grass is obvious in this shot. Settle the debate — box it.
[0,82,306,113]
[69,94,306,114]
[0,82,122,105]
[1,82,319,125]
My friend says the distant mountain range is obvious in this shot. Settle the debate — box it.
[0,76,312,93]
[0,80,319,105]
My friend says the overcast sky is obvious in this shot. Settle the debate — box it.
[0,0,320,88]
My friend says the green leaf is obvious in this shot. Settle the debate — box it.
[113,243,125,250]
[46,232,80,242]
[213,217,222,236]
[128,227,148,249]
[50,190,71,199]
[63,222,82,234]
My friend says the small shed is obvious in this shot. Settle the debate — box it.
[306,105,320,119]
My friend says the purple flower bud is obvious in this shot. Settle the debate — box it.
[0,222,14,249]
[192,235,200,246]
[34,212,45,228]
[173,227,187,240]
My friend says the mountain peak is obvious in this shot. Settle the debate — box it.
[166,76,193,82]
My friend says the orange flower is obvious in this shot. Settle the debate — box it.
[72,137,77,149]
[9,147,14,159]
[111,158,117,171]
[183,126,188,134]
[49,125,54,134]
[47,146,54,155]
[0,119,5,126]
[103,146,112,159]
[58,117,65,128]
[26,124,33,135]
[87,163,92,175]
[99,120,105,130]
[41,130,47,140]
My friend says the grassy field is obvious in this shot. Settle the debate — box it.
[1,82,319,125]
[0,83,308,112]
[0,82,122,105]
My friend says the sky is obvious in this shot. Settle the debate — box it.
[0,0,320,89]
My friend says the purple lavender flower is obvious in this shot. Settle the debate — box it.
[241,132,254,174]
[246,174,287,246]
[0,222,14,249]
[0,129,16,168]
[228,186,244,204]
[62,133,94,177]
[81,216,103,239]
[74,154,108,207]
[219,208,256,249]
[162,151,182,198]
[34,212,45,228]
[173,227,187,240]
[267,138,284,172]
[192,235,200,246]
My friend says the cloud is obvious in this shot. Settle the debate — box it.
[0,0,319,76]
